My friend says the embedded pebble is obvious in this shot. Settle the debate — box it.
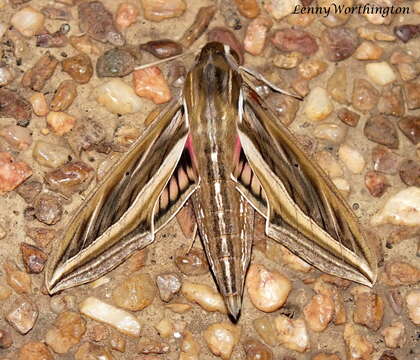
[338,144,365,174]
[140,0,186,22]
[318,0,352,27]
[0,329,12,349]
[0,224,6,240]
[113,125,140,150]
[18,342,54,360]
[364,115,399,149]
[394,24,420,43]
[49,295,77,314]
[366,62,396,86]
[26,226,57,248]
[20,243,47,274]
[336,108,360,127]
[137,337,169,354]
[275,316,309,353]
[264,0,300,20]
[45,311,86,354]
[112,273,156,311]
[234,0,260,18]
[304,87,333,121]
[265,242,312,273]
[155,318,175,338]
[36,29,69,48]
[321,27,359,62]
[97,48,135,77]
[41,6,72,20]
[243,338,272,360]
[0,89,32,126]
[371,187,420,226]
[0,152,32,195]
[406,290,420,325]
[381,322,406,349]
[313,354,340,360]
[29,92,49,117]
[398,117,419,145]
[175,247,209,275]
[34,193,63,225]
[273,52,302,69]
[332,178,351,198]
[204,322,241,360]
[46,111,76,136]
[354,41,383,60]
[62,53,93,84]
[297,59,327,80]
[266,93,299,127]
[208,27,244,65]
[246,264,291,312]
[5,297,38,334]
[314,278,347,324]
[66,118,106,155]
[313,123,347,144]
[10,6,45,37]
[244,16,272,56]
[133,67,171,104]
[109,332,126,352]
[303,294,334,332]
[44,161,94,196]
[327,67,348,105]
[78,1,124,45]
[69,34,101,55]
[351,286,384,330]
[156,273,181,302]
[352,79,379,112]
[399,159,420,187]
[313,151,343,178]
[383,261,420,286]
[378,85,405,117]
[179,330,200,360]
[181,280,227,313]
[94,79,143,114]
[0,65,15,87]
[115,3,139,31]
[87,324,109,342]
[50,80,78,112]
[180,5,217,48]
[252,316,277,346]
[165,303,191,313]
[271,28,318,56]
[80,297,141,336]
[140,40,182,59]
[371,145,402,174]
[74,342,114,360]
[397,63,419,82]
[365,171,389,198]
[404,81,420,110]
[0,125,32,150]
[22,52,58,91]
[343,324,374,360]
[32,141,72,168]
[0,283,11,300]
[292,77,309,97]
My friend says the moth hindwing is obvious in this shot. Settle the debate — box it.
[46,42,377,320]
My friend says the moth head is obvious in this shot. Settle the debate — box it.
[198,42,240,67]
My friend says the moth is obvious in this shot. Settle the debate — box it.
[45,42,377,320]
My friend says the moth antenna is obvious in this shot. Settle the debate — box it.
[134,52,192,70]
[239,66,304,101]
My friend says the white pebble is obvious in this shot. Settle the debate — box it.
[181,281,227,313]
[11,7,45,37]
[332,178,350,198]
[381,321,406,348]
[264,0,300,20]
[93,79,143,114]
[406,290,420,325]
[32,141,73,168]
[79,297,141,336]
[313,123,347,144]
[314,151,344,178]
[366,62,396,86]
[338,144,365,174]
[246,264,292,312]
[371,187,420,226]
[304,87,334,121]
[204,322,241,360]
[275,315,309,352]
[354,41,383,60]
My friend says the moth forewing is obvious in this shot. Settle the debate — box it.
[45,100,196,294]
[236,83,377,287]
